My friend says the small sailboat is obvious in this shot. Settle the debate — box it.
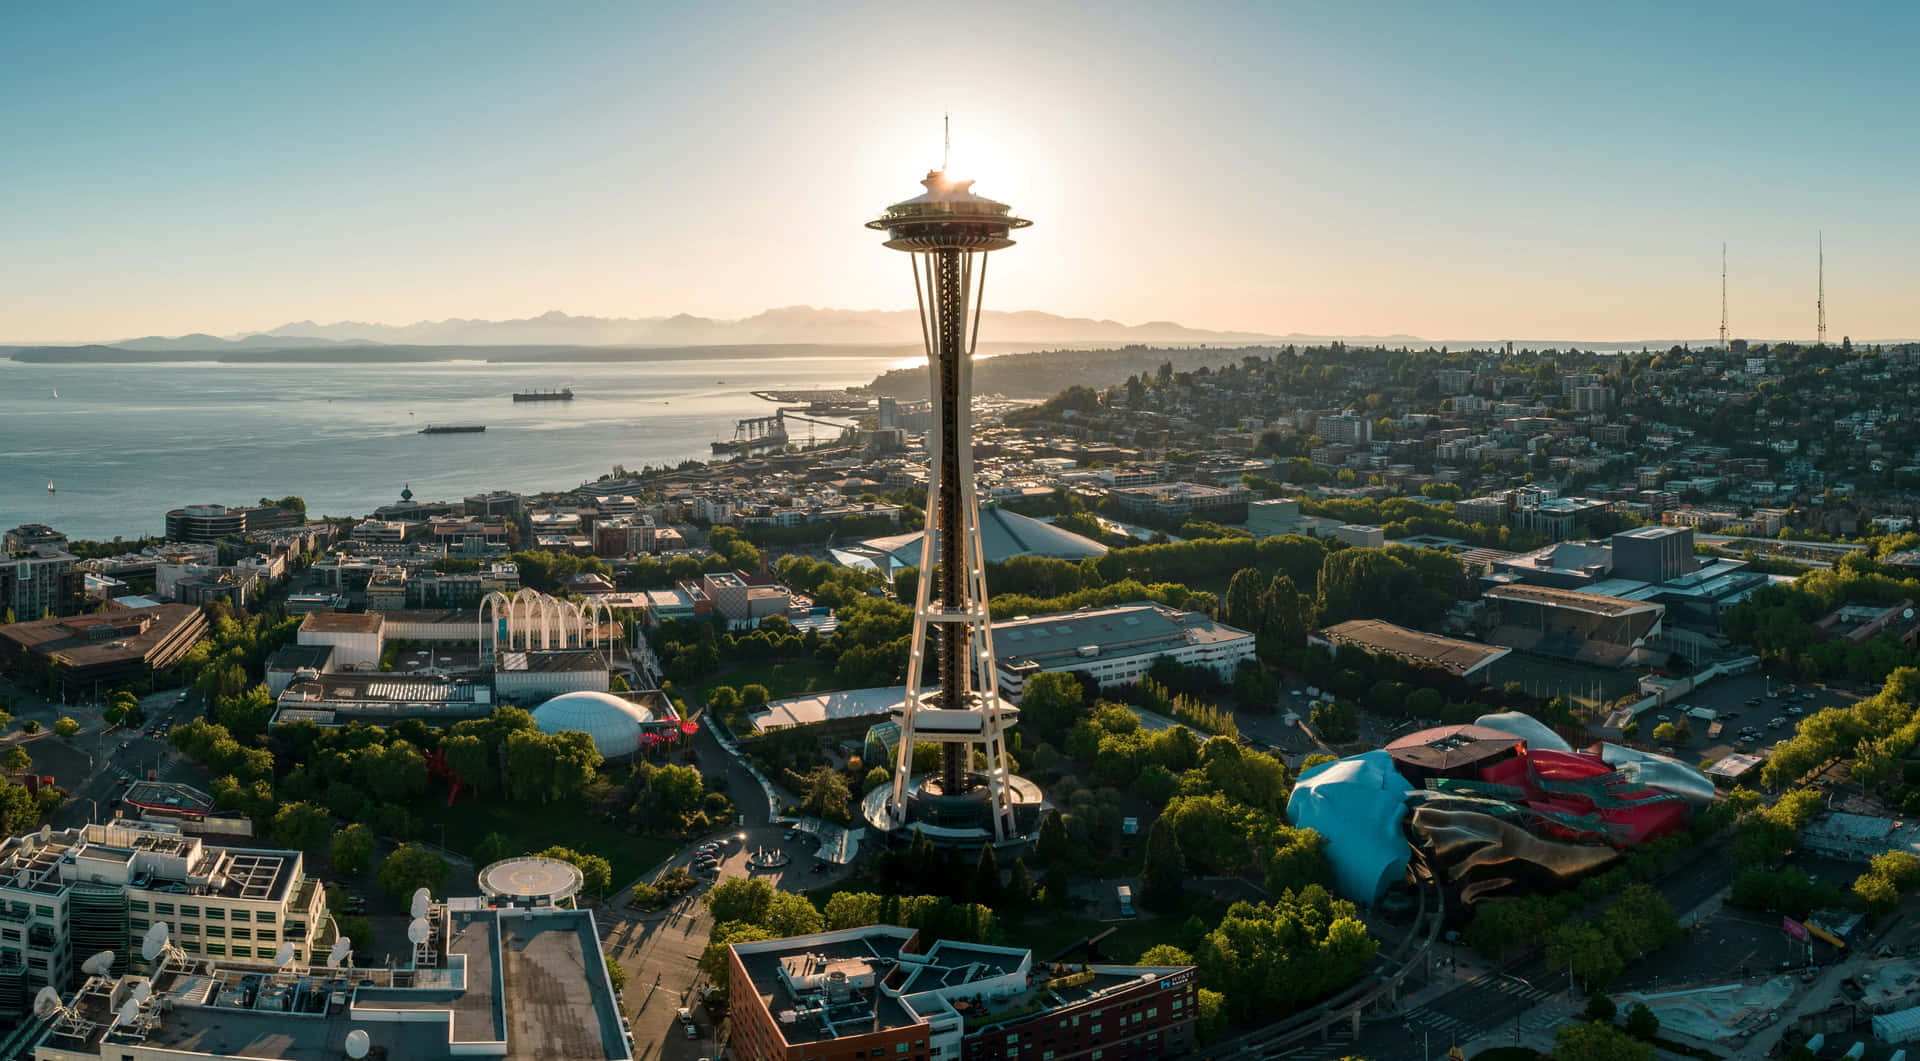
[50,389,57,398]
[46,480,55,493]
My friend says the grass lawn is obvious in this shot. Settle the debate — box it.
[414,798,681,892]
[1007,913,1177,964]
[688,659,840,733]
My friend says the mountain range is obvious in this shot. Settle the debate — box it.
[96,307,1406,351]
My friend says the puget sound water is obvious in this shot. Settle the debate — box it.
[0,354,903,541]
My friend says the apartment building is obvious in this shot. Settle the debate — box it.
[0,821,329,1008]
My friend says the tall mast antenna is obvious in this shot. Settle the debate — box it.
[943,112,950,172]
[1816,231,1827,346]
[1719,242,1729,351]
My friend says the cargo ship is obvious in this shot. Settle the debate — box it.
[512,388,574,402]
[420,424,486,434]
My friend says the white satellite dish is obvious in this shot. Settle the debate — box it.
[131,981,152,1005]
[410,887,431,920]
[344,1028,371,1059]
[273,942,296,967]
[328,938,352,968]
[82,950,116,976]
[33,986,63,1021]
[116,999,140,1025]
[406,917,430,946]
[38,825,51,843]
[140,922,170,962]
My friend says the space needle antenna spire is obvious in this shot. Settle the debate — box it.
[943,112,950,172]
[1728,241,1743,349]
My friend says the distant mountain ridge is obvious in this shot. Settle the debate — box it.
[104,307,1334,349]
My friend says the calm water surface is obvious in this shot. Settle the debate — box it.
[0,356,902,540]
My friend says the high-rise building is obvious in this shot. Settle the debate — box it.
[862,163,1045,844]
[1,526,81,621]
[1316,413,1373,446]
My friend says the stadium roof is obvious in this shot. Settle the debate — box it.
[1483,583,1663,618]
[1311,619,1510,678]
[834,506,1106,575]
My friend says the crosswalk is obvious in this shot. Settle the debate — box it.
[1264,1028,1355,1060]
[1401,974,1559,1043]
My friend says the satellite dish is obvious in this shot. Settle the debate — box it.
[33,986,63,1020]
[82,951,116,976]
[328,938,352,968]
[273,942,296,967]
[38,825,52,842]
[406,917,430,946]
[1905,608,1914,620]
[131,981,152,1004]
[344,1029,371,1059]
[117,999,140,1025]
[140,923,170,962]
[410,887,431,919]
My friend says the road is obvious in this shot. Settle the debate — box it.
[598,715,854,1060]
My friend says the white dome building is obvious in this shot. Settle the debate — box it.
[531,691,654,758]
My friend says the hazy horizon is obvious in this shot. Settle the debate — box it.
[6,2,1918,344]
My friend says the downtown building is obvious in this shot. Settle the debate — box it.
[1,525,84,622]
[0,821,330,1013]
[728,925,1197,1061]
[994,602,1255,701]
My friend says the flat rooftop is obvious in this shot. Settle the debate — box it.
[0,603,204,668]
[994,601,1250,671]
[46,904,628,1061]
[297,612,383,635]
[1313,619,1511,677]
[750,685,907,735]
[1483,583,1661,618]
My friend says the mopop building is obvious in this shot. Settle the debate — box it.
[861,159,1045,845]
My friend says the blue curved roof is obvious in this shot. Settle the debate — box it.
[1287,751,1415,905]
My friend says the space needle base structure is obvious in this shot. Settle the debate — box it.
[859,164,1047,847]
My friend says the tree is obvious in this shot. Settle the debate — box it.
[1139,944,1193,966]
[271,801,332,854]
[330,823,377,876]
[1553,1021,1652,1061]
[377,843,449,902]
[1140,817,1185,911]
[1036,808,1070,871]
[700,921,773,995]
[535,845,614,896]
[1017,671,1085,743]
[763,892,825,937]
[862,765,891,794]
[705,877,776,925]
[1005,857,1034,909]
[603,948,627,992]
[1623,1001,1660,1039]
[970,843,1000,906]
[1196,988,1228,1043]
[1585,989,1617,1022]
[2,746,30,774]
[474,832,514,866]
[53,716,80,739]
[800,766,852,823]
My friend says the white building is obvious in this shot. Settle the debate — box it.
[293,612,383,672]
[0,821,330,1002]
[993,602,1256,700]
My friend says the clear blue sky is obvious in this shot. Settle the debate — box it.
[3,1,1916,343]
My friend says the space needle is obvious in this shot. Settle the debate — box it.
[862,144,1047,844]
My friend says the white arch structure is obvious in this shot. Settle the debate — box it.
[479,589,618,660]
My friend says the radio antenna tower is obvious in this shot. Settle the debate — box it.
[1817,231,1827,346]
[1719,243,1729,351]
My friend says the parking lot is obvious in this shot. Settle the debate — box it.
[1635,673,1862,765]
